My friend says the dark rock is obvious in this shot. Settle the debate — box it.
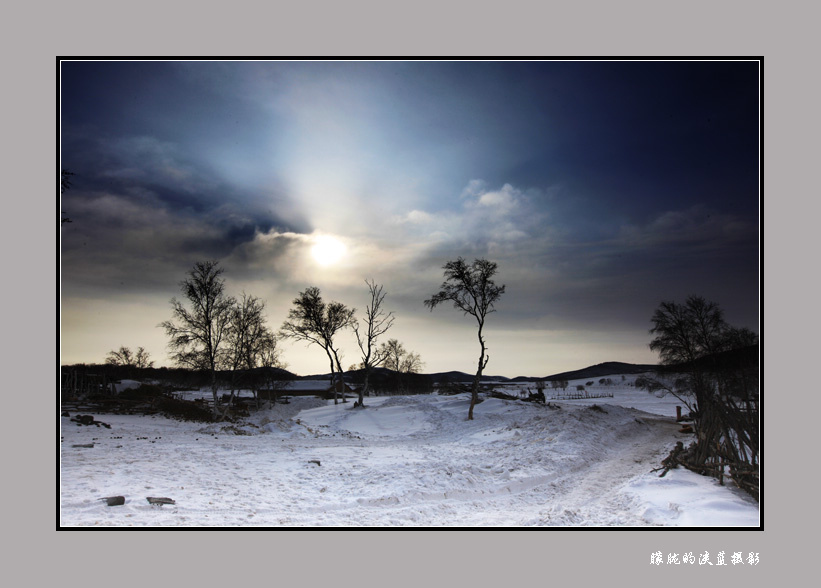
[146,497,175,506]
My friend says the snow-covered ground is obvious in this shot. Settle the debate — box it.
[59,377,760,527]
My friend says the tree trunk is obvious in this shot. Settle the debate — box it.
[333,350,347,403]
[266,375,277,405]
[468,327,487,421]
[468,377,479,420]
[220,388,237,420]
[359,368,370,407]
[210,367,219,419]
[326,352,338,405]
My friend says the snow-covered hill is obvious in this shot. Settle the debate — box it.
[59,379,759,527]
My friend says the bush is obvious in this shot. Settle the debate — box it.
[118,383,168,401]
[154,397,214,422]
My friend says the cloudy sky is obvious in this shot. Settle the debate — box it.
[59,59,760,378]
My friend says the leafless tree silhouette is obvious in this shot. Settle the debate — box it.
[160,260,235,417]
[353,280,394,406]
[425,257,505,420]
[280,287,355,404]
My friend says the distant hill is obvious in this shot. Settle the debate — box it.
[246,366,298,380]
[302,363,659,384]
[427,371,510,383]
[539,361,658,382]
[531,349,755,383]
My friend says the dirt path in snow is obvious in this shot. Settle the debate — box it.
[432,411,681,526]
[529,414,682,525]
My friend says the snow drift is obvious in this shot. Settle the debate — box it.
[59,381,760,527]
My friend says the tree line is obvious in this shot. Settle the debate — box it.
[144,256,505,419]
[150,261,438,417]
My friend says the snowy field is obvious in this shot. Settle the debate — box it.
[59,377,760,527]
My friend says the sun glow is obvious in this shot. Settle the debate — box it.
[310,235,347,266]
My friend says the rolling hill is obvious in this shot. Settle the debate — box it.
[303,361,659,384]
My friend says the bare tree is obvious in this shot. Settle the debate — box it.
[375,338,425,394]
[220,293,271,416]
[400,351,424,374]
[353,280,395,407]
[424,257,505,420]
[642,295,759,496]
[106,346,135,367]
[644,295,728,420]
[644,296,759,411]
[105,346,154,382]
[256,330,288,408]
[106,346,154,370]
[134,347,153,370]
[159,261,235,418]
[379,338,407,372]
[379,339,424,374]
[280,287,355,404]
[642,295,758,434]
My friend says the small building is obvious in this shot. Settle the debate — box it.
[327,380,356,398]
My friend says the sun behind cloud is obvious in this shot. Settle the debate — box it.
[310,234,348,266]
